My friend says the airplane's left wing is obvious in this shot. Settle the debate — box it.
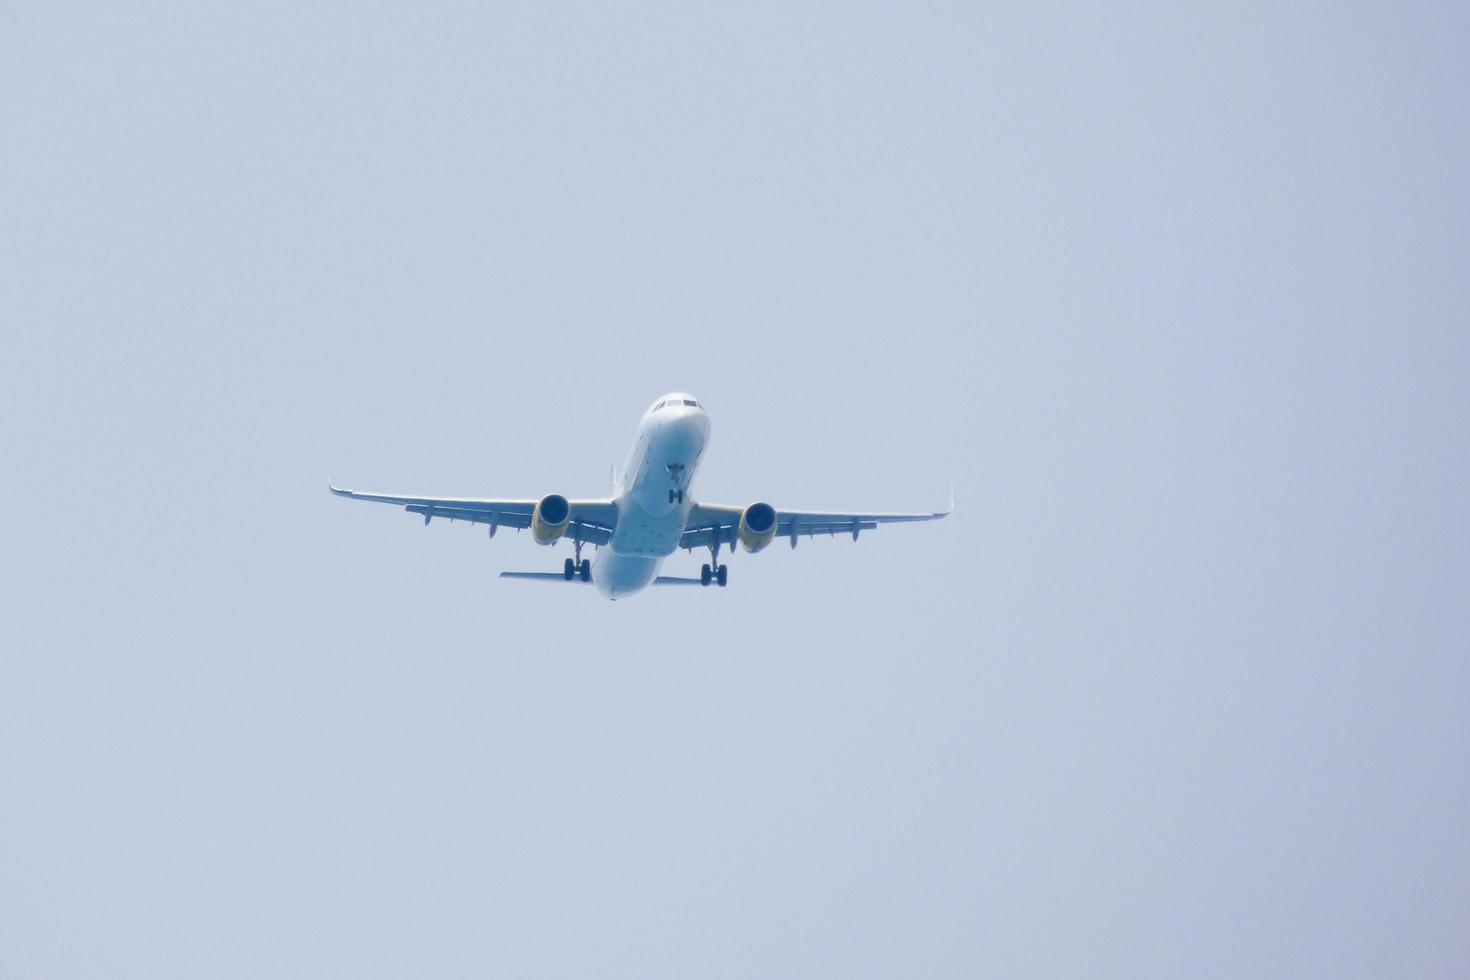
[329,486,617,545]
[679,486,952,552]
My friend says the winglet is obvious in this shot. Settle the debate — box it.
[329,483,351,497]
[934,480,955,517]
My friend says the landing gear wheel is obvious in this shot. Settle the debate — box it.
[716,564,728,587]
[700,563,712,587]
[563,557,576,580]
[579,559,591,582]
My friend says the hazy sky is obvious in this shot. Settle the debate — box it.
[3,2,1467,977]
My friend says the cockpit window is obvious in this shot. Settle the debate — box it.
[683,399,698,407]
[652,401,665,411]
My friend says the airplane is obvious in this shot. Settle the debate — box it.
[330,393,951,600]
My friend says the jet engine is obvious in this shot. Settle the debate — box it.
[531,494,571,544]
[738,502,778,553]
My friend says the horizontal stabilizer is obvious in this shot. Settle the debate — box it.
[499,572,591,583]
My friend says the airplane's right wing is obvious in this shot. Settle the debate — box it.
[330,485,617,545]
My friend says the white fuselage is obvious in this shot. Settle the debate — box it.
[593,394,711,599]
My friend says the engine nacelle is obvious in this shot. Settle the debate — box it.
[531,494,571,545]
[738,502,778,553]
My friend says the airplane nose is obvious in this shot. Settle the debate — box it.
[665,403,706,426]
[680,409,710,438]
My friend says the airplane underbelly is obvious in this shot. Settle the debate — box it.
[610,499,685,558]
[593,552,660,599]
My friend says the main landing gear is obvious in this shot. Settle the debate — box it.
[563,539,591,581]
[700,536,728,588]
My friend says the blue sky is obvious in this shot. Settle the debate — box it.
[3,3,1468,977]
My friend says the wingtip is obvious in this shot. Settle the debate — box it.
[941,480,955,516]
[328,482,350,497]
